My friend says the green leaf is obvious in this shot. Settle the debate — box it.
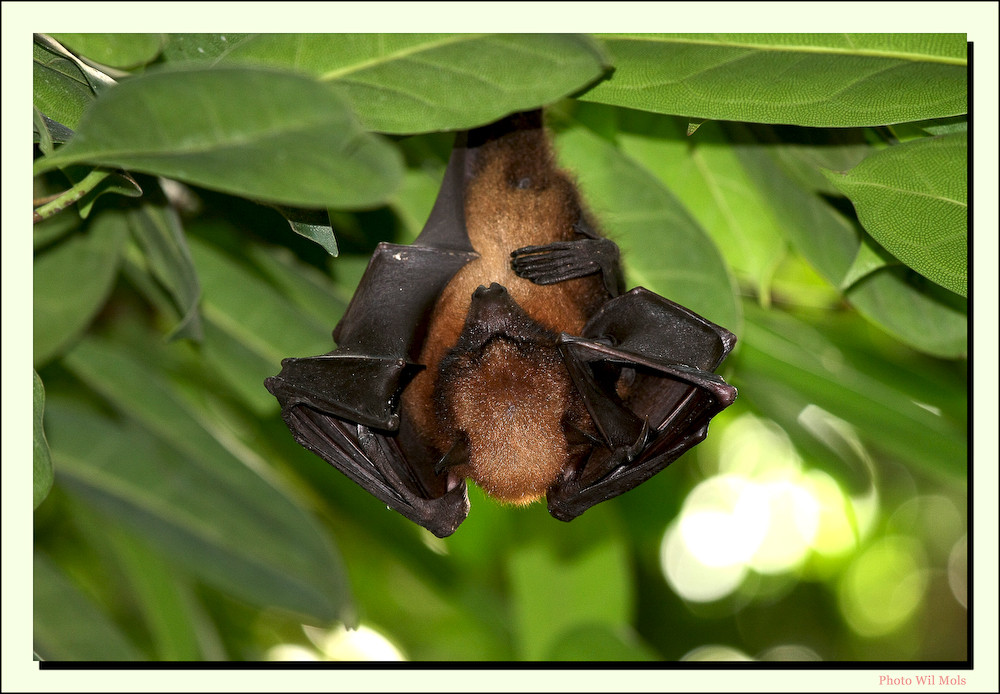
[82,174,144,218]
[582,34,967,127]
[160,33,252,62]
[56,337,352,623]
[846,266,967,359]
[33,40,95,130]
[614,110,788,301]
[730,131,861,285]
[34,371,54,510]
[289,220,338,255]
[34,551,145,660]
[546,624,660,661]
[33,208,129,366]
[553,117,741,332]
[763,127,874,196]
[270,206,339,256]
[840,234,897,290]
[186,238,334,361]
[508,515,632,660]
[34,66,404,210]
[731,128,965,357]
[32,168,142,223]
[216,33,609,133]
[737,302,966,483]
[824,133,967,297]
[34,34,117,96]
[33,107,55,154]
[244,242,351,331]
[102,526,205,660]
[125,198,203,341]
[49,33,165,69]
[188,237,333,413]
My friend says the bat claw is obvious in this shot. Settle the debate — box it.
[624,419,653,461]
[434,437,469,476]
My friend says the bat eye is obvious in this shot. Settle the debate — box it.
[514,176,533,189]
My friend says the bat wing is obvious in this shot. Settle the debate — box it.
[548,287,737,521]
[274,400,470,537]
[265,130,482,537]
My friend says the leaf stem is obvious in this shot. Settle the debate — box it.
[33,169,111,223]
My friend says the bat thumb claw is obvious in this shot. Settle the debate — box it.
[433,437,469,476]
[625,419,653,460]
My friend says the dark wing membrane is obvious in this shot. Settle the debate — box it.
[266,354,421,431]
[548,287,737,521]
[264,123,485,535]
[275,398,470,538]
[333,243,477,363]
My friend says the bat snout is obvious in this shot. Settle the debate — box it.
[472,281,508,299]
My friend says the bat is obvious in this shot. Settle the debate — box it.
[265,110,737,538]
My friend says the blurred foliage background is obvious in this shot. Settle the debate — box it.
[32,33,969,662]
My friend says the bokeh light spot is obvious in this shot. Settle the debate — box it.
[268,624,407,661]
[948,535,967,609]
[661,520,748,603]
[265,644,321,661]
[682,644,754,661]
[758,644,823,661]
[679,474,768,568]
[747,479,820,574]
[838,536,929,638]
[662,412,874,603]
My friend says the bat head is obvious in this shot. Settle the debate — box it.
[433,283,585,504]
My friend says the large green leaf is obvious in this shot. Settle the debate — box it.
[546,624,660,661]
[553,118,741,332]
[736,302,966,484]
[33,371,54,510]
[731,129,966,358]
[613,110,788,301]
[188,237,334,413]
[825,133,967,297]
[507,511,633,660]
[33,207,129,366]
[50,33,165,69]
[101,525,206,660]
[213,34,609,133]
[582,34,967,127]
[124,197,203,341]
[160,33,251,62]
[33,66,404,209]
[57,337,352,623]
[34,551,145,660]
[845,266,967,359]
[32,40,95,130]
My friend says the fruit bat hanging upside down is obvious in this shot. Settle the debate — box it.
[265,110,737,537]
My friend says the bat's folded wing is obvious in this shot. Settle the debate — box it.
[549,288,737,521]
[264,239,478,538]
[266,355,421,430]
[271,392,470,537]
